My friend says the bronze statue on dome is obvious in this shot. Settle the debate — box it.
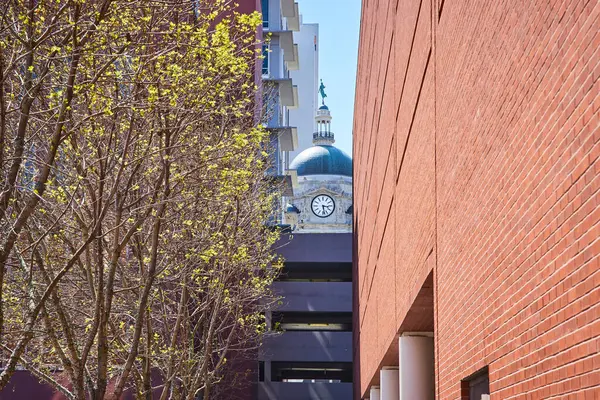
[319,79,327,105]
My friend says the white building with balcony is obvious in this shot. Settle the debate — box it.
[256,4,353,400]
[261,0,301,198]
[288,19,319,161]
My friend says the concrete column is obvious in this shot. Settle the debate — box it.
[369,386,380,400]
[380,367,399,400]
[265,311,272,331]
[264,360,271,382]
[398,334,435,400]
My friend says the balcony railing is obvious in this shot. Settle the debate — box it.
[260,331,352,362]
[272,282,352,312]
[313,131,334,140]
[257,382,352,400]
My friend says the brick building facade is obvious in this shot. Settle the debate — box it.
[353,0,600,399]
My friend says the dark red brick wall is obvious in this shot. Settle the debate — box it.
[354,0,600,398]
[235,0,261,15]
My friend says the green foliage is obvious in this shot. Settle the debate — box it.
[0,1,281,398]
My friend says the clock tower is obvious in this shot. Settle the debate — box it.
[284,101,352,233]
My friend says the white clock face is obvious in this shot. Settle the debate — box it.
[311,194,335,218]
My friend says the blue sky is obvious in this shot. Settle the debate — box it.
[299,0,361,156]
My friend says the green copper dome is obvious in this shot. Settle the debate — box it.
[289,145,352,177]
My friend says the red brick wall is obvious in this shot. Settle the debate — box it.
[236,0,261,15]
[353,0,600,398]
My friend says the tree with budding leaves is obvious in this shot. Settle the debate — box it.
[0,1,282,399]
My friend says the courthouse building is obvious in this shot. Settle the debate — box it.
[253,0,354,398]
[353,0,600,399]
[256,100,354,399]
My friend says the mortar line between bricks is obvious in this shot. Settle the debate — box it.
[359,194,395,329]
[358,5,380,235]
[359,4,399,324]
[362,46,432,374]
[432,0,441,397]
[487,250,600,361]
[438,6,600,295]
[394,0,424,127]
[387,47,433,304]
[395,49,432,192]
[457,114,600,346]
[495,331,600,395]
[437,62,600,338]
[364,29,396,293]
[450,180,600,342]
